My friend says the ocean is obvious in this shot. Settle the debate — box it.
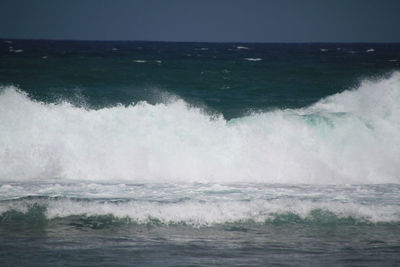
[1,39,400,266]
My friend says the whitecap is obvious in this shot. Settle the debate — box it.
[0,72,399,184]
[244,58,262,61]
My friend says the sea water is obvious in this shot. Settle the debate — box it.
[1,40,400,266]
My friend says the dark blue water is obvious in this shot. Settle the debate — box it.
[1,39,400,266]
[2,40,399,118]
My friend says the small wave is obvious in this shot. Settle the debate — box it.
[366,49,375,53]
[236,46,249,50]
[1,198,399,228]
[1,182,399,228]
[133,60,146,63]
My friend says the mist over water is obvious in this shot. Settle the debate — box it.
[1,72,399,184]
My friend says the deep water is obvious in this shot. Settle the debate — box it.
[1,39,400,266]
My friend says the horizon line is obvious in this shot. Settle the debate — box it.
[2,38,400,44]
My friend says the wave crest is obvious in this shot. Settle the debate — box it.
[1,73,400,184]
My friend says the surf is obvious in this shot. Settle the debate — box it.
[0,72,399,184]
[1,183,400,227]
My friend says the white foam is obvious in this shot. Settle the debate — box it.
[236,46,249,50]
[244,58,262,62]
[133,60,146,63]
[366,48,375,53]
[2,192,399,225]
[1,182,399,225]
[46,198,400,225]
[0,72,400,184]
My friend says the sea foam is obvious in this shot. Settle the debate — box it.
[0,72,400,184]
[2,183,400,225]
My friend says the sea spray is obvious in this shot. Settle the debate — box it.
[1,73,400,184]
[1,41,400,266]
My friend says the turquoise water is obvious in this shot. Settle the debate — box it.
[1,39,400,266]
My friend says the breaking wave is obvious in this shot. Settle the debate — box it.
[0,72,400,184]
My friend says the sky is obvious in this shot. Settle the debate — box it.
[0,0,399,42]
